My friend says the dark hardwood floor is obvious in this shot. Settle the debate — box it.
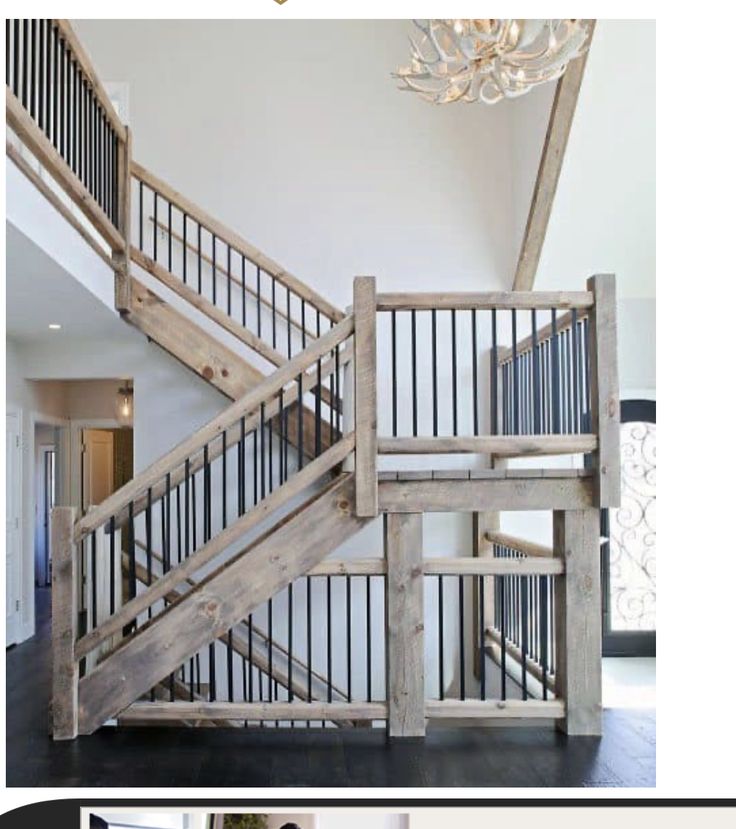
[6,589,654,788]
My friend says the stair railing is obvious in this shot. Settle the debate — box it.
[51,315,354,737]
[6,18,132,309]
[129,161,345,369]
[350,274,621,516]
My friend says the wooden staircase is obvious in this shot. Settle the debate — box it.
[9,18,621,743]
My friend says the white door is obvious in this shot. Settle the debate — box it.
[6,411,23,646]
[81,429,114,513]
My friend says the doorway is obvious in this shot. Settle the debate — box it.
[34,433,56,587]
[601,399,656,657]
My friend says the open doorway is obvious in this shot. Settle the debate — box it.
[34,424,56,587]
[79,426,134,514]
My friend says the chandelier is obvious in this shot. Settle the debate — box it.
[394,19,594,105]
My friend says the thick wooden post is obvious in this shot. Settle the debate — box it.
[587,273,620,508]
[472,510,496,678]
[51,506,79,740]
[353,276,377,516]
[113,126,132,313]
[553,508,601,735]
[385,512,425,738]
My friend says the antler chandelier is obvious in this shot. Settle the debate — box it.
[394,19,593,105]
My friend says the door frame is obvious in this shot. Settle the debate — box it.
[6,406,23,646]
[601,398,656,657]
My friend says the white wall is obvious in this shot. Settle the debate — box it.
[72,19,518,304]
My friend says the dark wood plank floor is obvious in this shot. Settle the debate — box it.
[6,589,655,788]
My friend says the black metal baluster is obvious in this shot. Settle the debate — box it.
[286,288,292,358]
[21,19,28,109]
[212,234,217,306]
[109,515,115,615]
[438,574,444,699]
[327,576,333,702]
[30,19,36,119]
[431,309,438,436]
[552,310,560,433]
[521,574,528,700]
[472,309,479,436]
[227,246,232,316]
[458,575,465,699]
[366,576,372,702]
[153,190,158,262]
[451,309,458,436]
[167,199,172,271]
[391,309,398,437]
[287,582,293,701]
[411,309,418,436]
[307,576,313,702]
[346,574,352,702]
[491,309,498,435]
[209,639,216,701]
[256,266,262,337]
[126,501,135,630]
[221,431,227,531]
[197,224,202,294]
[227,628,234,702]
[479,574,486,700]
[500,573,507,699]
[90,529,98,628]
[248,613,254,702]
[271,277,277,350]
[182,213,187,284]
[184,458,190,558]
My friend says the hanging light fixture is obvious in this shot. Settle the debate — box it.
[393,19,594,105]
[116,381,134,427]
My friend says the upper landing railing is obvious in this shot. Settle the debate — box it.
[6,17,341,340]
[349,275,620,516]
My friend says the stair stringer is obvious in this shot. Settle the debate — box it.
[76,473,371,735]
[126,277,337,455]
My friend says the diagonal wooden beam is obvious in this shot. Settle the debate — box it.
[512,21,596,291]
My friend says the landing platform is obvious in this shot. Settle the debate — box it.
[377,468,594,512]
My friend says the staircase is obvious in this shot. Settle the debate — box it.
[9,19,621,743]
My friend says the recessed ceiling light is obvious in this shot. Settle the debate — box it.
[48,323,62,330]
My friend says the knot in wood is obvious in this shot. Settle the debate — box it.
[202,365,214,380]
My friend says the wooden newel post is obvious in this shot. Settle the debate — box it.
[114,126,132,314]
[353,276,377,517]
[587,273,620,508]
[51,506,79,740]
[385,513,425,738]
[553,508,601,736]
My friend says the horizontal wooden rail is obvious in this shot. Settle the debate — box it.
[423,557,563,576]
[120,700,387,722]
[485,627,557,693]
[74,313,354,541]
[307,557,562,576]
[131,160,344,323]
[425,699,564,719]
[73,436,355,659]
[377,435,597,457]
[146,216,319,341]
[7,90,125,251]
[483,531,554,559]
[376,291,594,312]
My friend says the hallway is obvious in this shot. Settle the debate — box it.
[6,589,655,788]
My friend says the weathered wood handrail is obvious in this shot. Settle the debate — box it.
[377,435,597,457]
[73,313,354,542]
[376,291,594,311]
[131,160,345,324]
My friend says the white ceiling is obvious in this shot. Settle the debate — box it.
[6,222,124,344]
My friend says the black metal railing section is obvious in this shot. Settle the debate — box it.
[426,567,555,703]
[6,18,124,232]
[489,544,556,699]
[71,317,353,668]
[499,309,591,437]
[129,163,345,367]
[141,572,387,727]
[375,298,592,444]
